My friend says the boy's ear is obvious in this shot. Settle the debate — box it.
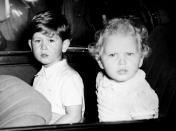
[28,40,32,50]
[62,39,70,53]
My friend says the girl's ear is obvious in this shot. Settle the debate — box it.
[62,39,70,53]
[139,56,144,68]
[97,59,104,69]
[28,40,32,51]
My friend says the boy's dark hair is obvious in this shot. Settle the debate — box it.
[28,10,70,41]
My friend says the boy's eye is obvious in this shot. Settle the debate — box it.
[33,39,41,44]
[49,39,55,43]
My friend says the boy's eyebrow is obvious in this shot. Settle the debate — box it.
[32,31,55,40]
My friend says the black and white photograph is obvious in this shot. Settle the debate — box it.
[0,0,176,130]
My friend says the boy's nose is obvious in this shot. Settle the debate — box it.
[41,42,47,50]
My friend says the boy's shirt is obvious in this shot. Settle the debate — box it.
[33,59,85,123]
[96,69,159,122]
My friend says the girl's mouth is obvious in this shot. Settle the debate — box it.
[118,69,128,75]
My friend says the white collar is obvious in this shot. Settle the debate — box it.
[97,69,146,91]
[36,59,67,78]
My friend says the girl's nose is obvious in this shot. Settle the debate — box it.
[118,55,126,65]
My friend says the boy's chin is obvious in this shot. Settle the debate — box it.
[41,60,60,67]
[38,59,51,66]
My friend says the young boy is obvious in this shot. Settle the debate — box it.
[88,18,159,122]
[28,11,85,124]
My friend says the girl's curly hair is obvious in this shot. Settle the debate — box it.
[88,18,150,61]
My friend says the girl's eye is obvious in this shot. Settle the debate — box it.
[109,53,116,57]
[127,52,134,56]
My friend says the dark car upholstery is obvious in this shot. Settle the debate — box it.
[141,23,176,122]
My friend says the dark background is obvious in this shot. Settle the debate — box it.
[0,0,175,51]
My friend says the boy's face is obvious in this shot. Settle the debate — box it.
[99,34,144,82]
[29,32,69,67]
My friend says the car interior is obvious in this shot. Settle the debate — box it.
[0,0,176,130]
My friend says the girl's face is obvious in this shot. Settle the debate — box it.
[29,32,66,67]
[99,34,144,82]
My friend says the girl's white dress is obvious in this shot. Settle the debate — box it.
[96,69,159,122]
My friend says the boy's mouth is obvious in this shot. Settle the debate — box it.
[41,54,48,58]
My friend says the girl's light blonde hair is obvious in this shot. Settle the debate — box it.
[88,18,150,61]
